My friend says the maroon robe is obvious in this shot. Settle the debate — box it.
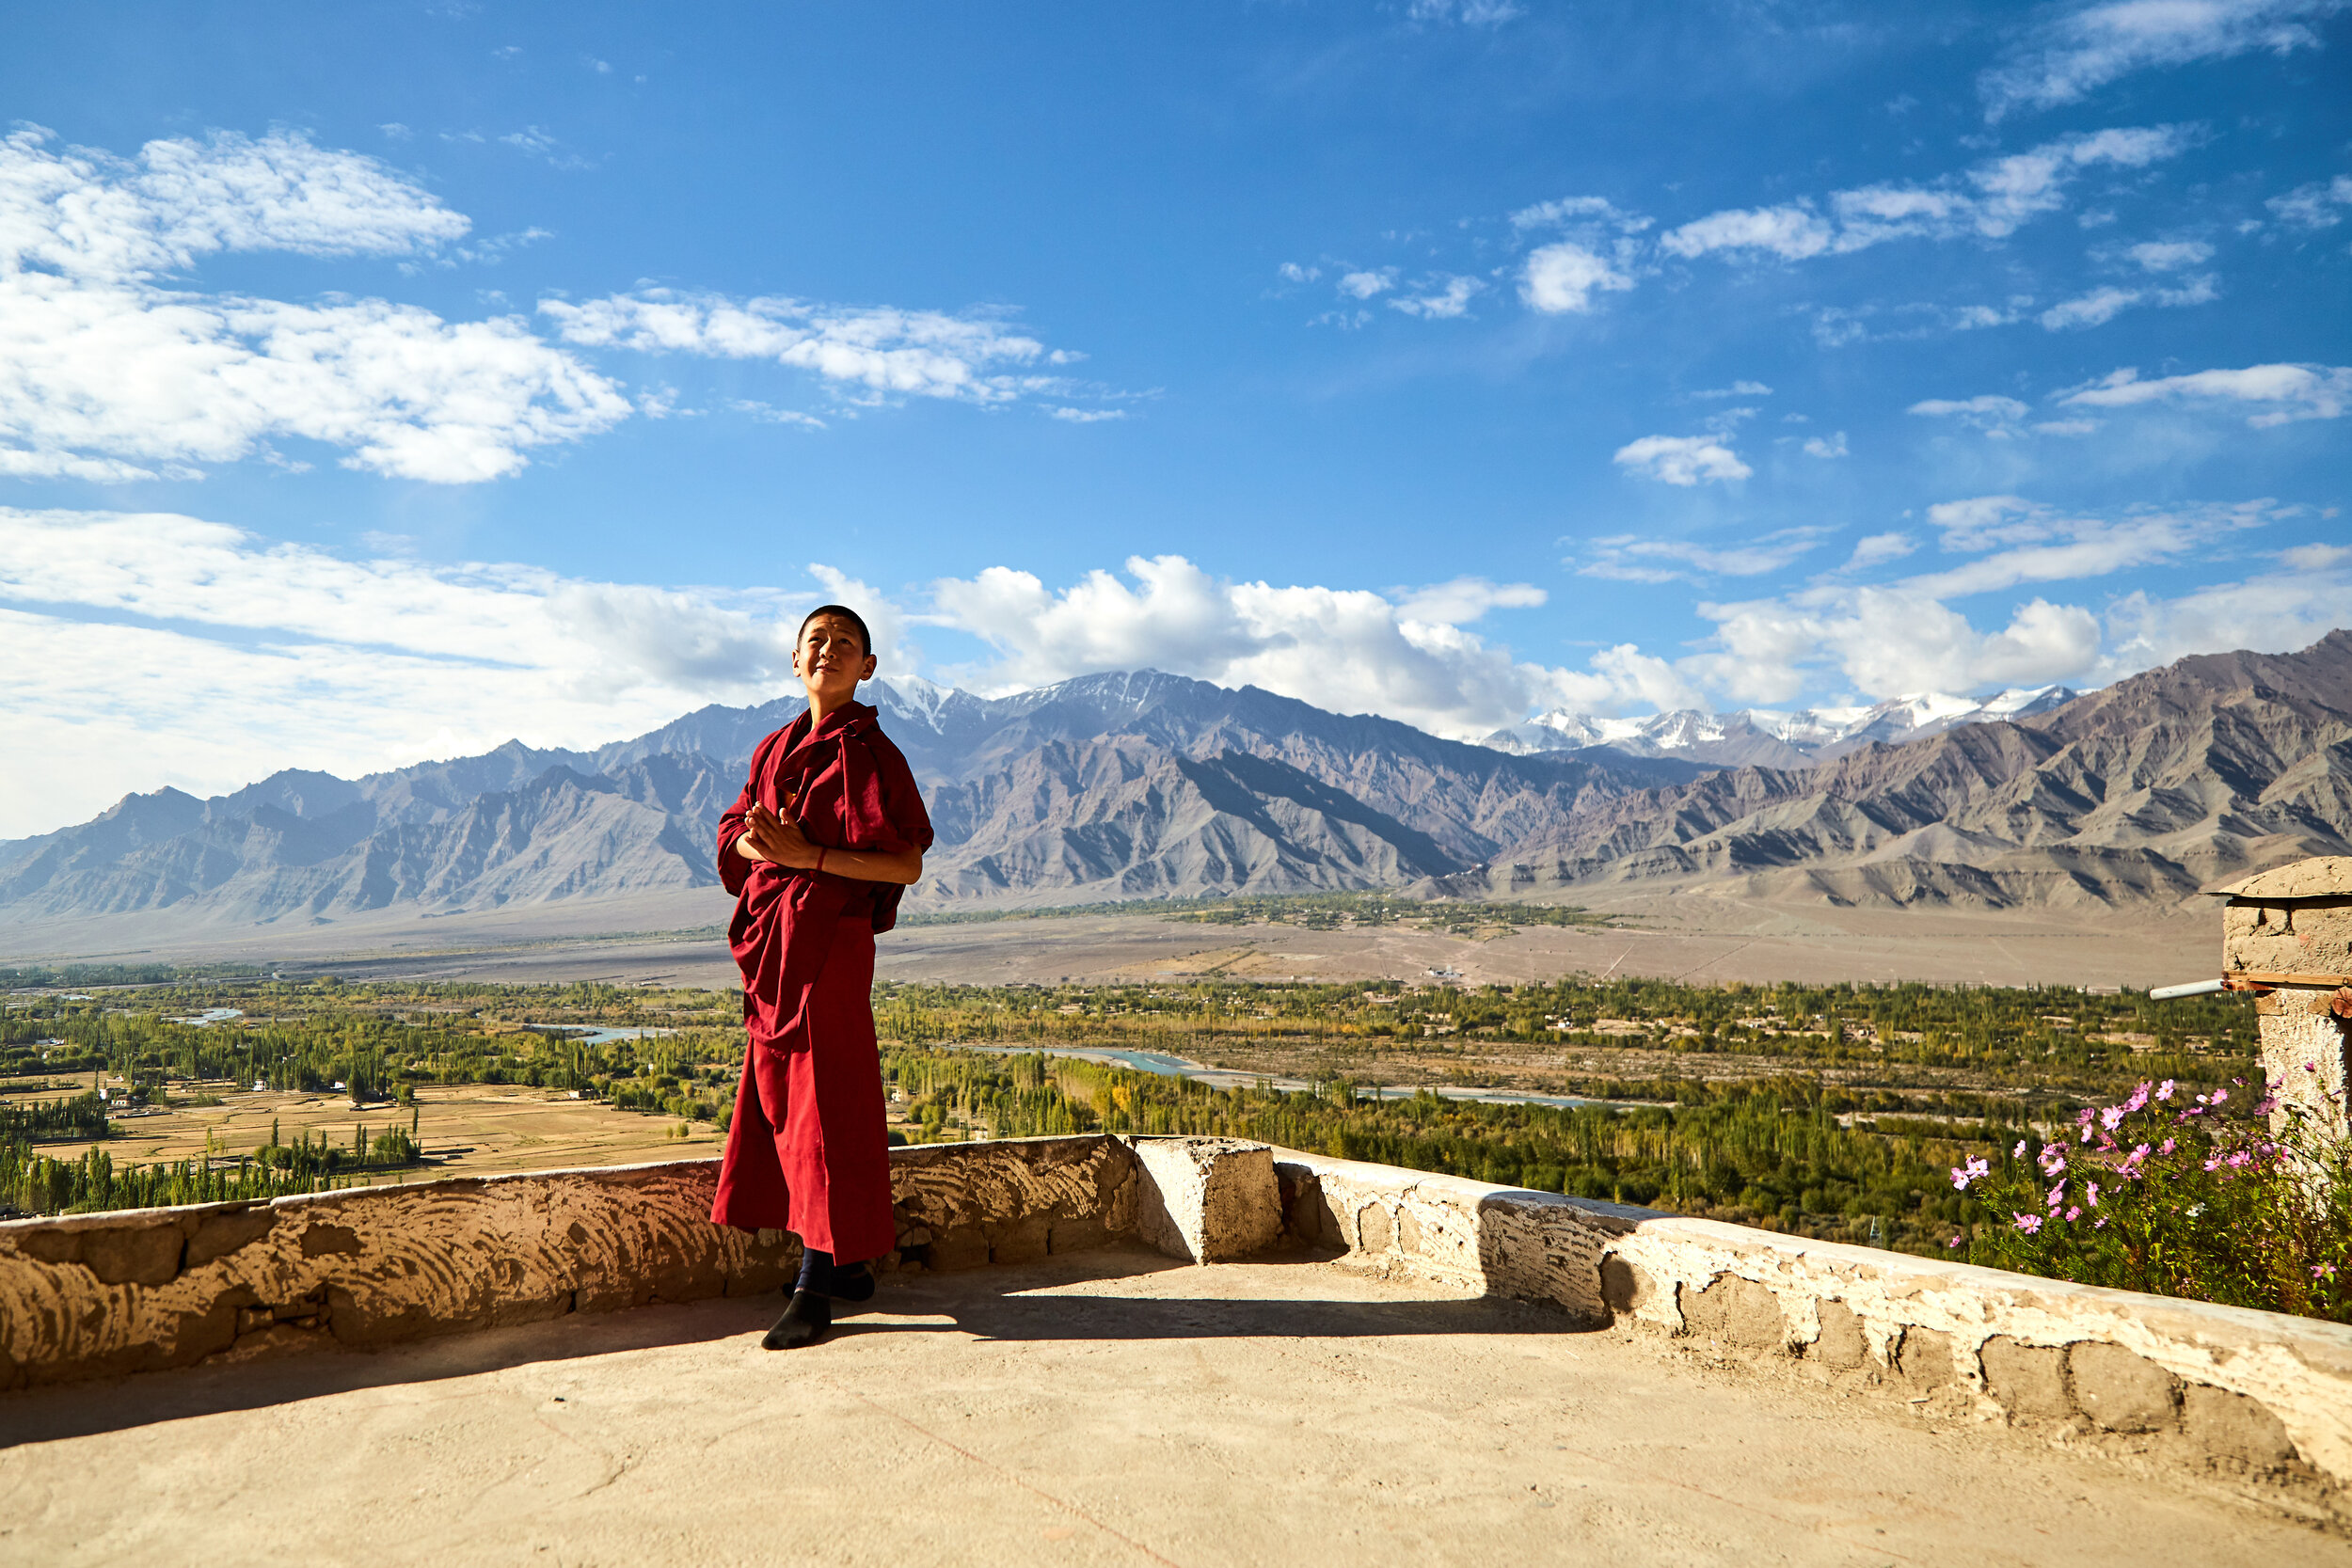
[710,700,931,1260]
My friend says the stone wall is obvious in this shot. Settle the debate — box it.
[1275,1147,2352,1527]
[8,1131,2349,1528]
[0,1134,1136,1389]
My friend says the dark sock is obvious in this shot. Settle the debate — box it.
[761,1289,830,1350]
[795,1245,833,1294]
[828,1260,876,1303]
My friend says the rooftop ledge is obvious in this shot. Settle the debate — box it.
[3,1135,2348,1561]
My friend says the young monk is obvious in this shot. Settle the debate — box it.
[712,604,932,1349]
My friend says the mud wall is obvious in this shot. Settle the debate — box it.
[0,1134,1136,1388]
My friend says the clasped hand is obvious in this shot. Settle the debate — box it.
[735,798,825,871]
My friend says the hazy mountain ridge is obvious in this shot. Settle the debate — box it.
[1431,631,2352,910]
[2,635,2345,932]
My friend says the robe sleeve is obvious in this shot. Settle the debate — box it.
[718,730,785,897]
[861,731,934,856]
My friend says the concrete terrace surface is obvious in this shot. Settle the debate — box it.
[0,1249,2334,1568]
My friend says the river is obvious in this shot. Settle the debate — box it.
[933,1041,1654,1113]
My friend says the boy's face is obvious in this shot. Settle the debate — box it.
[795,614,876,705]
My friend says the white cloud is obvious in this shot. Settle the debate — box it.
[0,127,631,483]
[1047,406,1126,423]
[1519,243,1635,313]
[2039,273,2217,330]
[2058,361,2352,425]
[1928,495,2050,550]
[1335,270,1394,300]
[1612,434,1752,486]
[2267,174,2352,228]
[1981,0,2346,121]
[1910,394,2032,435]
[2127,238,2214,270]
[1509,196,1649,233]
[1839,531,1917,572]
[2100,561,2352,682]
[1388,275,1485,318]
[0,507,891,836]
[1803,432,1850,459]
[1661,127,2193,262]
[1904,501,2266,600]
[1576,530,1824,583]
[1693,591,2106,704]
[1692,380,1772,400]
[1277,261,1322,283]
[1670,497,2312,705]
[1388,577,1547,625]
[925,554,1650,741]
[1408,0,1525,24]
[538,287,1087,408]
[1661,205,1833,261]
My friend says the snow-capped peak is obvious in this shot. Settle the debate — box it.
[1485,685,2079,766]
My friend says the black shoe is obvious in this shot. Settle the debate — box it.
[828,1261,876,1304]
[762,1290,831,1350]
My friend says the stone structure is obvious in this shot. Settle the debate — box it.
[2219,856,2352,1143]
[4,1133,2347,1528]
[1128,1135,1281,1262]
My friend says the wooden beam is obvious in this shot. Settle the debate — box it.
[2225,971,2352,989]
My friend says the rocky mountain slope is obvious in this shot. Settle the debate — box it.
[0,672,1692,929]
[1435,630,2352,910]
[3,632,2344,932]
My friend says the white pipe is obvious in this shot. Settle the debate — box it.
[2149,978,2226,1001]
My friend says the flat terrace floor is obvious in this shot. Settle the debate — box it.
[0,1249,2335,1568]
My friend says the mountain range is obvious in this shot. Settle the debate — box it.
[2,631,2346,936]
[1483,686,2079,769]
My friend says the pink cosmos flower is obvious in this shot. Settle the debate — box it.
[1950,1157,1991,1191]
[1946,1236,1963,1249]
[2065,1206,2082,1222]
[2101,1105,2127,1132]
[2012,1212,2042,1234]
[2212,1087,2229,1105]
[2156,1079,2175,1101]
[2012,1140,2027,1158]
[2085,1181,2101,1207]
[2316,1263,2338,1280]
[2159,1138,2175,1155]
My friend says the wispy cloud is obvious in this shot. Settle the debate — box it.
[1406,0,1525,25]
[1661,126,2195,262]
[2057,361,2351,424]
[1575,529,1825,583]
[2267,174,2352,228]
[1980,0,2346,121]
[1612,434,1752,486]
[2039,272,2217,330]
[1388,275,1485,318]
[538,288,1092,409]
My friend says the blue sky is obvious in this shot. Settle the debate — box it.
[0,0,2347,836]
